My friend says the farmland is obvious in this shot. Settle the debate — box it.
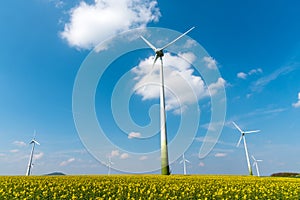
[0,175,299,199]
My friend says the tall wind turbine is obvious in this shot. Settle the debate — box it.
[232,122,260,176]
[26,131,40,176]
[179,153,190,175]
[141,27,195,175]
[252,155,263,177]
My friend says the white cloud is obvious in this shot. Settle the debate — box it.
[237,68,263,80]
[251,65,295,92]
[292,92,300,108]
[249,68,263,75]
[132,53,225,113]
[60,158,75,166]
[183,39,197,48]
[120,153,129,159]
[195,136,234,147]
[34,152,44,160]
[207,77,226,96]
[10,149,19,153]
[13,141,26,147]
[128,132,141,139]
[61,0,160,49]
[198,161,205,167]
[214,153,227,157]
[237,72,247,79]
[110,150,120,157]
[203,56,217,70]
[49,0,64,8]
[139,156,148,160]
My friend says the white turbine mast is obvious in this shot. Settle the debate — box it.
[179,153,191,175]
[232,121,260,176]
[251,155,263,177]
[141,27,195,175]
[26,130,40,176]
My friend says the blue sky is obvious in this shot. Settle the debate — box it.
[1,0,300,175]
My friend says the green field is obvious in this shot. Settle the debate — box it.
[0,175,299,199]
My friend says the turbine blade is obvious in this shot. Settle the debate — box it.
[185,159,191,163]
[244,130,260,134]
[33,140,40,145]
[179,160,183,164]
[257,160,263,162]
[236,135,243,147]
[140,36,156,51]
[153,54,159,67]
[232,121,243,133]
[160,27,195,50]
[251,155,256,161]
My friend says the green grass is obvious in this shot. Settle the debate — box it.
[0,175,299,199]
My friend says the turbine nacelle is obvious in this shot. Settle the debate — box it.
[30,139,40,145]
[232,121,260,147]
[155,49,164,58]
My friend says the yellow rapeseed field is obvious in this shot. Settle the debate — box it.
[0,175,299,199]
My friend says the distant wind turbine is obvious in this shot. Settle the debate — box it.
[232,122,260,176]
[141,27,195,175]
[106,156,114,175]
[26,131,40,176]
[251,155,263,177]
[179,153,190,175]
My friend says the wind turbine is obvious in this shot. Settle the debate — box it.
[106,156,114,175]
[26,131,40,176]
[141,27,195,175]
[179,153,190,175]
[252,155,263,177]
[232,122,260,176]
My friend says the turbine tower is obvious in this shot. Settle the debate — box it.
[26,131,40,176]
[141,27,195,175]
[179,153,190,175]
[232,122,260,176]
[251,155,263,177]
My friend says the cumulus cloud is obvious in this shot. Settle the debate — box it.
[237,72,247,79]
[110,150,120,157]
[61,0,160,49]
[34,152,44,160]
[214,153,227,157]
[198,162,205,167]
[139,156,148,160]
[120,153,129,159]
[132,52,225,113]
[10,149,19,153]
[203,56,217,70]
[60,158,75,166]
[13,141,26,147]
[249,68,263,75]
[237,68,263,79]
[128,132,141,139]
[183,39,197,48]
[292,92,300,108]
